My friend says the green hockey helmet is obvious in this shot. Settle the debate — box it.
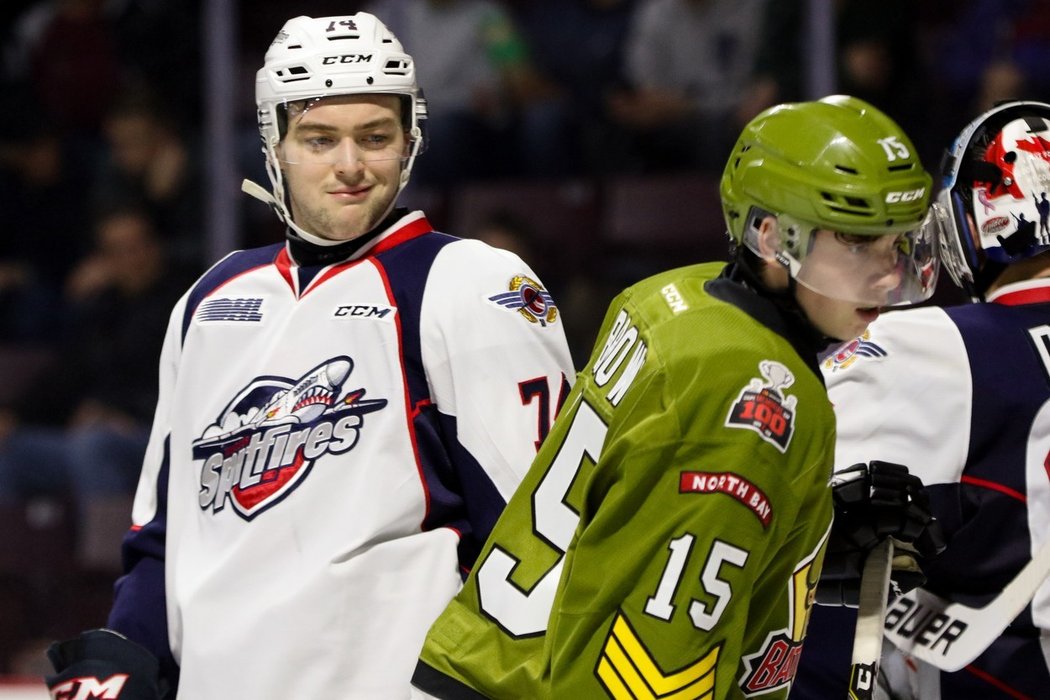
[720,95,937,306]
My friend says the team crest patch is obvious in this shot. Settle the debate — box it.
[738,532,824,696]
[725,360,797,452]
[679,471,773,528]
[740,629,804,695]
[822,330,888,373]
[194,356,387,520]
[488,275,559,326]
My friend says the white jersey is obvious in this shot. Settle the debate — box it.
[107,211,574,699]
[798,278,1050,699]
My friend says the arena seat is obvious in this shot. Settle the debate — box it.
[448,178,600,268]
[0,345,58,411]
[601,172,729,257]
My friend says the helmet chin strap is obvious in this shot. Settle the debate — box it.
[242,176,409,250]
[242,179,343,247]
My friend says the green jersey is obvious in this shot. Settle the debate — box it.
[415,263,836,699]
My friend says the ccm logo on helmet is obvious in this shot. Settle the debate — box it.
[885,188,926,203]
[322,54,373,65]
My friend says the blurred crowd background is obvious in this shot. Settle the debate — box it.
[0,0,1047,679]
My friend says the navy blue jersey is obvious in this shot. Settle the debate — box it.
[793,279,1050,699]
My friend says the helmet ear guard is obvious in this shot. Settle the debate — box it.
[740,207,811,278]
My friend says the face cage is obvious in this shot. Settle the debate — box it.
[742,209,940,306]
[927,188,977,292]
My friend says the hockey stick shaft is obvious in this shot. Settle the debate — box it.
[847,538,893,700]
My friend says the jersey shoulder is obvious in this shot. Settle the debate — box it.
[431,236,539,280]
[582,262,832,466]
[822,305,972,483]
[822,305,959,381]
[426,236,564,324]
[614,262,825,396]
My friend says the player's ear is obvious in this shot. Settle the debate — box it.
[755,216,781,261]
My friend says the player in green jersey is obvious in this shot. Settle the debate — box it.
[412,96,945,700]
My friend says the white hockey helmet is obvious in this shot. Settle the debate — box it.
[924,100,1050,298]
[243,14,428,243]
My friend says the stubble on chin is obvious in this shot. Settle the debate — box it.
[295,201,378,242]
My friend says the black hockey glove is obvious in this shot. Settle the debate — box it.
[46,628,169,700]
[816,461,946,607]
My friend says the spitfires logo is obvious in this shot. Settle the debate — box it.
[488,275,559,326]
[194,357,386,520]
[821,330,888,373]
[725,360,797,452]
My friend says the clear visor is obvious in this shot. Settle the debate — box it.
[747,214,940,306]
[796,228,938,306]
[275,98,412,166]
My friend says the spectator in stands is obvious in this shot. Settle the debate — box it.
[974,59,1027,113]
[365,0,565,182]
[3,0,121,142]
[510,0,636,177]
[467,208,538,261]
[91,88,204,269]
[3,0,202,138]
[108,0,202,129]
[937,0,1050,115]
[0,207,189,526]
[605,0,767,174]
[0,87,89,342]
[741,0,929,163]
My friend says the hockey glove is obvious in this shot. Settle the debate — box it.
[817,461,946,607]
[46,628,169,700]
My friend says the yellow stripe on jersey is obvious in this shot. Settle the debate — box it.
[596,612,719,699]
[789,545,822,642]
[597,656,636,699]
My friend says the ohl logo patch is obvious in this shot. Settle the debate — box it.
[488,275,559,326]
[194,356,387,520]
[725,360,797,452]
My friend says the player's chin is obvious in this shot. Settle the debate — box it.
[827,308,879,342]
[855,306,881,326]
[330,205,383,239]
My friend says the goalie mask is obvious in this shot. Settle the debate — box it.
[923,101,1050,299]
[242,13,428,247]
[721,95,936,307]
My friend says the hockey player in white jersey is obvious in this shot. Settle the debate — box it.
[43,13,574,699]
[793,101,1050,699]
